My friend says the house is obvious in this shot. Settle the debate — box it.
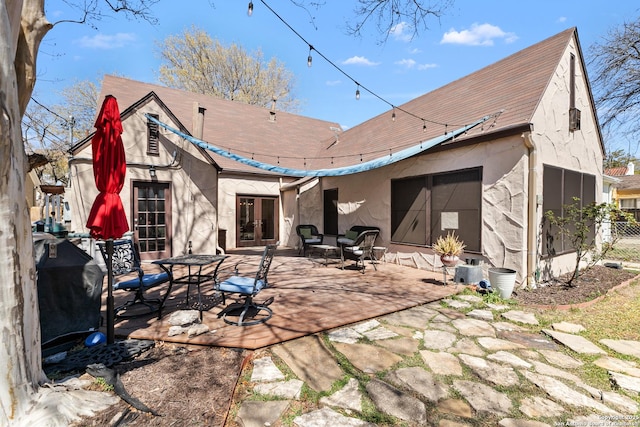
[67,76,340,259]
[609,163,640,221]
[68,27,603,289]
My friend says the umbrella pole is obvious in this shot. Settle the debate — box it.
[106,238,115,344]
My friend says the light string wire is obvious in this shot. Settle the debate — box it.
[146,113,491,177]
[257,0,466,128]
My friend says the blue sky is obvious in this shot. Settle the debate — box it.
[34,1,640,153]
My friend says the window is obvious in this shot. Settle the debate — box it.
[542,165,596,256]
[620,198,638,209]
[147,114,160,156]
[391,167,482,252]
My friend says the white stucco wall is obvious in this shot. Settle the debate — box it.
[293,37,603,288]
[299,135,529,284]
[68,100,219,257]
[529,38,604,281]
[217,174,283,250]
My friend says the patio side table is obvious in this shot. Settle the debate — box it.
[308,244,340,266]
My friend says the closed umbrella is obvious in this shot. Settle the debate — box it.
[86,95,129,344]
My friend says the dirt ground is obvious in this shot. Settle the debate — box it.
[71,264,638,427]
[512,264,638,306]
[70,343,247,427]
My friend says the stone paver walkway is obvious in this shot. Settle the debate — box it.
[234,295,640,427]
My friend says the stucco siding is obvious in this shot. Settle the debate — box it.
[529,37,604,280]
[68,100,219,257]
[218,175,281,250]
[295,135,529,283]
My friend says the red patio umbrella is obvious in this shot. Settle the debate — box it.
[86,95,129,344]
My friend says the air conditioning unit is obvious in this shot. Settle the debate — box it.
[569,107,581,131]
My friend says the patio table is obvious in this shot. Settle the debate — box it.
[308,244,340,266]
[153,254,228,319]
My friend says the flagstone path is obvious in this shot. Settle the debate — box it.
[233,295,640,426]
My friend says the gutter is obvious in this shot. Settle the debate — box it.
[523,131,539,288]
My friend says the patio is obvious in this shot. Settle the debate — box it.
[108,247,461,350]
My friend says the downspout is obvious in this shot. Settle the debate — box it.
[523,131,538,288]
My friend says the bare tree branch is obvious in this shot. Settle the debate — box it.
[590,16,640,141]
[346,0,454,43]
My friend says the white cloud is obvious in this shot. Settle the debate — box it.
[556,16,567,23]
[342,56,380,66]
[395,59,437,70]
[417,63,438,70]
[326,80,341,86]
[76,32,137,49]
[395,58,416,68]
[390,22,413,42]
[440,23,517,46]
[408,47,422,54]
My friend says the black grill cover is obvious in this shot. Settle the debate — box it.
[34,238,104,346]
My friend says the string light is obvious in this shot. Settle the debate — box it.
[255,0,471,134]
[252,1,501,138]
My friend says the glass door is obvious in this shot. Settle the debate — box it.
[133,181,171,260]
[237,196,278,247]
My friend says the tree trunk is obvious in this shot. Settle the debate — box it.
[0,0,50,423]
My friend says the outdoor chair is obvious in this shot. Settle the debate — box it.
[296,224,323,256]
[97,239,170,318]
[340,229,379,274]
[215,243,278,326]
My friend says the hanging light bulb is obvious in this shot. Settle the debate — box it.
[355,84,360,100]
[422,120,427,132]
[307,45,313,67]
[391,108,396,122]
[247,1,253,16]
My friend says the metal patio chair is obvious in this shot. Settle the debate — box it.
[340,229,379,274]
[97,239,170,318]
[215,243,278,326]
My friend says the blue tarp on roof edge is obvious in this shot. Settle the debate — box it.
[146,114,492,177]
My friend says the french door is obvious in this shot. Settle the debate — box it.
[236,196,278,247]
[133,181,171,260]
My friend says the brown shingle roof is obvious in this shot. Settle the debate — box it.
[99,27,580,175]
[98,75,341,174]
[308,28,579,170]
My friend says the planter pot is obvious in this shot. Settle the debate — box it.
[440,255,460,267]
[488,267,517,299]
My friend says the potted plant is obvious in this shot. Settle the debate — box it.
[433,232,466,267]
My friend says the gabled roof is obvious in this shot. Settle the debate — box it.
[97,75,341,175]
[301,28,587,171]
[96,28,593,176]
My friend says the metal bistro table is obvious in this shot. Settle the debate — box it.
[153,254,228,319]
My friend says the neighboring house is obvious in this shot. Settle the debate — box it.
[602,174,621,242]
[67,77,339,259]
[608,163,640,222]
[68,27,603,289]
